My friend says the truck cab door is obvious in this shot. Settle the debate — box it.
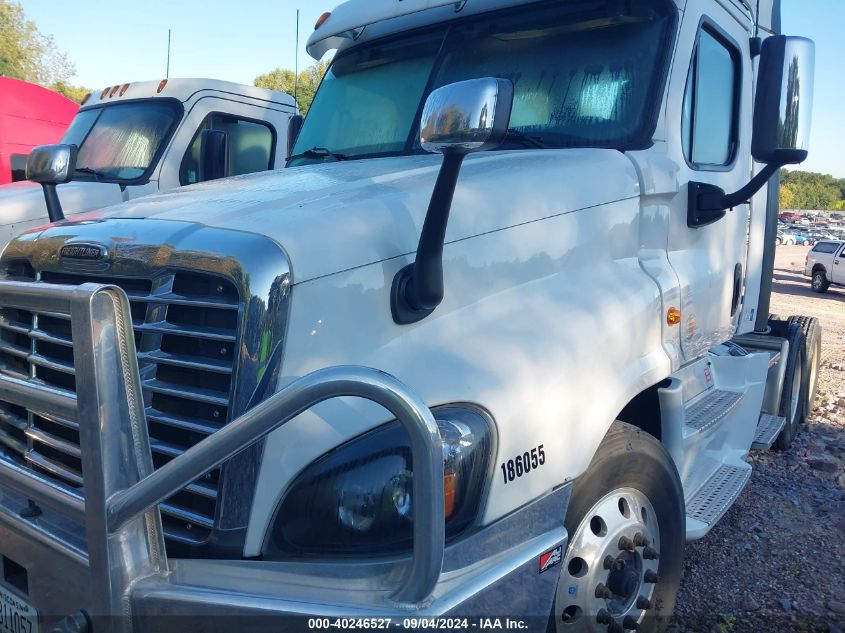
[156,96,292,192]
[664,4,754,361]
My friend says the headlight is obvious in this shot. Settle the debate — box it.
[263,405,494,558]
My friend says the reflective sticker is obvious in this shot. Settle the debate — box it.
[539,546,563,573]
[704,366,713,385]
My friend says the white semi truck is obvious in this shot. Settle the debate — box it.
[0,1,820,632]
[0,78,297,248]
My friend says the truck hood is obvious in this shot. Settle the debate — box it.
[0,180,125,228]
[18,150,640,283]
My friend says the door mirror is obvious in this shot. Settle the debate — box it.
[419,77,513,155]
[26,144,78,185]
[752,35,815,165]
[287,115,304,159]
[198,129,229,182]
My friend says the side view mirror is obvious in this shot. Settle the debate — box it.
[287,115,304,159]
[391,78,513,324]
[752,36,815,165]
[198,129,229,182]
[688,35,815,228]
[26,144,78,223]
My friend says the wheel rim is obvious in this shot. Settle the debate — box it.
[813,274,823,290]
[555,488,660,632]
[789,356,803,424]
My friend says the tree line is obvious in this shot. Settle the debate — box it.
[780,170,845,211]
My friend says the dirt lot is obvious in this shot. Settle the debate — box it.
[670,245,845,633]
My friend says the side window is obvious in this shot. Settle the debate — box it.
[180,114,275,185]
[813,242,839,254]
[682,26,740,167]
[10,154,28,182]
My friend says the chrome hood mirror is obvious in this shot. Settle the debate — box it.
[391,78,514,325]
[25,144,78,223]
[26,144,78,185]
[419,78,513,155]
[752,36,815,165]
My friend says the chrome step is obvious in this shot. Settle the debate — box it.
[684,389,745,436]
[751,413,786,451]
[686,464,751,530]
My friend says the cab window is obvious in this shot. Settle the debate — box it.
[682,26,740,167]
[811,242,839,254]
[10,154,27,182]
[181,114,275,185]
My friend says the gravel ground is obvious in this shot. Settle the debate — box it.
[670,245,845,633]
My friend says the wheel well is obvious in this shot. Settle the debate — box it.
[812,264,826,275]
[616,382,665,441]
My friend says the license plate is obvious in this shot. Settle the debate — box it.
[0,583,38,633]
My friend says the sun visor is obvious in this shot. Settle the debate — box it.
[306,0,468,59]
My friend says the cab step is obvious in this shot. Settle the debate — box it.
[686,463,751,539]
[751,413,786,451]
[684,389,745,436]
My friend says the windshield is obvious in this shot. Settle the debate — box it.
[61,100,181,182]
[290,0,675,166]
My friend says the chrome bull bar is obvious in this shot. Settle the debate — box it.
[0,280,445,620]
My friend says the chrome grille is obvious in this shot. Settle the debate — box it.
[0,267,241,546]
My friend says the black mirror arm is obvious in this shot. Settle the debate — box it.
[41,183,65,223]
[688,162,782,228]
[391,152,466,324]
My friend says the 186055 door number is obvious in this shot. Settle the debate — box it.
[500,445,545,484]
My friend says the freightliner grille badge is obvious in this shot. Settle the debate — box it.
[59,243,107,260]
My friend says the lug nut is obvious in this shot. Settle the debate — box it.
[595,583,614,599]
[608,622,624,633]
[642,546,659,560]
[633,532,650,547]
[604,555,626,571]
[644,570,659,584]
[618,536,635,551]
[622,615,640,630]
[636,596,652,610]
[596,609,613,625]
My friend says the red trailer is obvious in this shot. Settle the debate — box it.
[0,77,79,185]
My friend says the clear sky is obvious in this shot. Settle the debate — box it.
[18,0,845,178]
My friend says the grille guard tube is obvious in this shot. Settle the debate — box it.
[0,280,445,614]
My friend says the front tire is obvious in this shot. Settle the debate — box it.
[786,316,822,422]
[553,423,684,633]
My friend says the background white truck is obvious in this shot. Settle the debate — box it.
[0,78,297,247]
[805,239,845,292]
[0,0,822,632]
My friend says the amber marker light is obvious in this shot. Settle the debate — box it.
[108,85,120,97]
[99,88,109,99]
[119,83,129,96]
[81,92,91,105]
[315,12,331,30]
[667,307,682,326]
[157,79,168,94]
[444,472,457,518]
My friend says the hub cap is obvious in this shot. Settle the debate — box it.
[556,488,660,632]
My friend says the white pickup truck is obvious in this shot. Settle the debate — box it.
[0,1,823,632]
[805,239,845,292]
[0,78,297,248]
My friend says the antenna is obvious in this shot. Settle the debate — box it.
[166,29,172,78]
[294,10,300,105]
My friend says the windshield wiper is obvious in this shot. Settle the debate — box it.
[74,167,109,181]
[503,130,550,150]
[288,147,348,162]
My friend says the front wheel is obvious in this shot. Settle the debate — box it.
[553,423,684,633]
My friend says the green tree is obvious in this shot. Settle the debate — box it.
[0,1,73,86]
[779,183,795,209]
[254,59,330,115]
[51,80,93,104]
[781,169,845,211]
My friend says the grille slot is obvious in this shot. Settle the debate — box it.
[0,268,241,546]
